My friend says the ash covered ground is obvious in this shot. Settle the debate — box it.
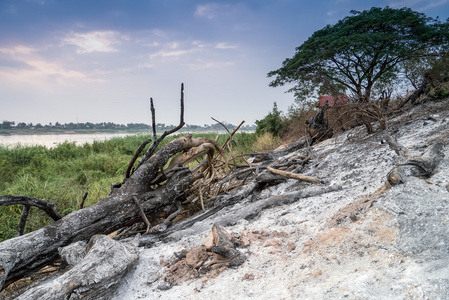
[113,99,449,300]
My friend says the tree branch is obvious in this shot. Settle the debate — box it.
[0,195,62,221]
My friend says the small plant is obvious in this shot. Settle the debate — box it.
[253,132,281,152]
[255,102,286,136]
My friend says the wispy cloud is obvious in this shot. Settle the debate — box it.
[215,42,237,49]
[149,48,195,60]
[194,3,242,20]
[0,46,37,56]
[0,45,102,84]
[62,31,123,54]
[388,0,449,10]
[195,4,220,19]
[147,40,200,61]
[188,60,234,70]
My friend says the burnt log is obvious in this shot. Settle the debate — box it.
[306,101,333,143]
[398,72,434,109]
[384,135,445,185]
[16,234,140,300]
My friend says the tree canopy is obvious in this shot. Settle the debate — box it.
[268,7,449,103]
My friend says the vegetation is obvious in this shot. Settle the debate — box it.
[255,102,286,136]
[267,7,449,104]
[0,120,256,134]
[0,132,259,242]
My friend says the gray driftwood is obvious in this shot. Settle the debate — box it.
[385,135,445,185]
[16,234,140,300]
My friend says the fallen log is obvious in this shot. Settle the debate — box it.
[16,234,140,300]
[384,135,445,185]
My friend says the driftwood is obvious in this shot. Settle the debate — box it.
[16,234,140,300]
[267,166,322,184]
[160,224,246,289]
[384,135,445,185]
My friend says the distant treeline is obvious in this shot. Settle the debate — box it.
[0,120,256,131]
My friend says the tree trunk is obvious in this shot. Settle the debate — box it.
[15,234,140,300]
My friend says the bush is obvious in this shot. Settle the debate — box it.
[255,102,286,136]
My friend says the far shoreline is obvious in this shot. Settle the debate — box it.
[0,128,248,136]
[0,129,150,136]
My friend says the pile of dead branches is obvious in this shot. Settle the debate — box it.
[0,84,323,297]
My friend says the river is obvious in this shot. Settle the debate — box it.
[0,132,141,148]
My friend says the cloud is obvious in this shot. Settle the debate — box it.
[0,46,37,56]
[147,40,200,61]
[215,42,237,49]
[195,4,220,19]
[25,60,87,79]
[62,31,122,54]
[149,48,194,60]
[194,3,240,19]
[388,0,449,10]
[188,60,234,70]
[0,45,102,84]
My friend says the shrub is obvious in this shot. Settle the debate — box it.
[255,102,286,136]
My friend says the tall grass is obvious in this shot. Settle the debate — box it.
[0,131,260,242]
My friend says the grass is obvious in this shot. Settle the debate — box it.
[0,131,261,242]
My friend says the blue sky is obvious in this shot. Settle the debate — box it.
[1,0,448,126]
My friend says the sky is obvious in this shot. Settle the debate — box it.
[1,0,448,127]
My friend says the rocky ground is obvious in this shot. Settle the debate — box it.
[110,98,449,299]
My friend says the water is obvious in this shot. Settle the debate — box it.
[0,132,139,148]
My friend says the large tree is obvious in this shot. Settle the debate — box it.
[268,7,449,103]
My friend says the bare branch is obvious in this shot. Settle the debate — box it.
[135,83,186,172]
[132,196,151,233]
[384,135,409,157]
[79,192,88,210]
[267,166,323,184]
[16,205,30,236]
[0,195,62,221]
[125,138,152,178]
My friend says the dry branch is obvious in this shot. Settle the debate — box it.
[0,195,62,221]
[16,205,30,236]
[267,166,322,184]
[384,135,409,157]
[133,83,186,174]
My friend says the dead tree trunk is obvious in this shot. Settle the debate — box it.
[398,72,434,109]
[306,101,333,143]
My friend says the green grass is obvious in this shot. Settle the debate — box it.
[0,132,258,242]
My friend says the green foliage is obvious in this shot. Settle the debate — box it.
[255,102,286,136]
[0,132,258,242]
[428,52,449,83]
[429,82,449,99]
[268,7,449,103]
